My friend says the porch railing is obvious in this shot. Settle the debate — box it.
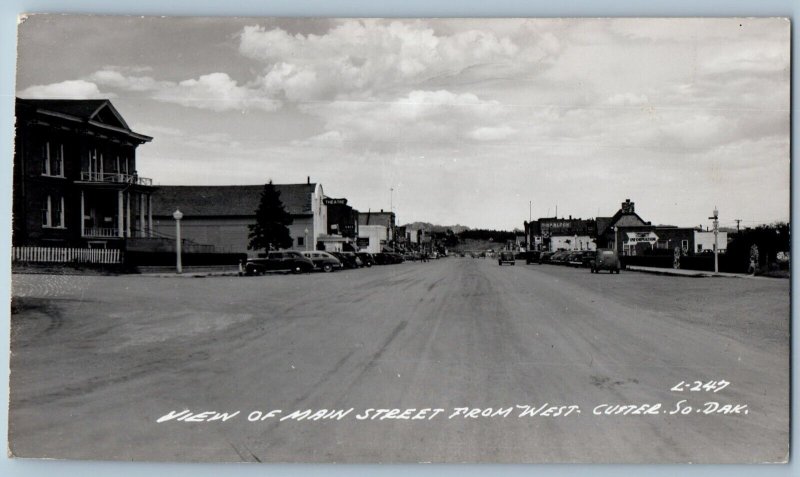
[12,246,122,264]
[80,171,153,186]
[83,227,120,238]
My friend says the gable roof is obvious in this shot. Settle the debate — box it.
[16,98,152,142]
[596,217,613,237]
[151,184,317,217]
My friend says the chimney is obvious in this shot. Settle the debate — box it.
[621,199,634,214]
[307,176,310,184]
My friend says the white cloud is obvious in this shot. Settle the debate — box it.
[605,93,649,106]
[89,70,167,92]
[240,20,523,102]
[298,89,505,149]
[153,72,281,112]
[18,79,111,99]
[468,125,517,141]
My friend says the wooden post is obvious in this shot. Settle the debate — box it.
[147,194,153,237]
[139,194,145,237]
[117,191,124,238]
[80,190,85,238]
[126,192,131,238]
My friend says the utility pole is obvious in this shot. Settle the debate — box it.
[709,207,719,273]
[389,188,394,250]
[529,201,532,251]
[735,219,741,234]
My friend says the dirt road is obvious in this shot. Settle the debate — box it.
[9,259,790,463]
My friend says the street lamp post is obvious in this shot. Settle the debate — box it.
[172,209,183,274]
[709,207,719,273]
[304,228,309,251]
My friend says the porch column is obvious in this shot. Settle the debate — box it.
[126,191,131,238]
[117,190,124,238]
[80,190,85,237]
[147,194,153,237]
[139,194,145,238]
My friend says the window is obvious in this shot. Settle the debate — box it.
[41,196,51,227]
[41,142,64,177]
[53,196,64,227]
[42,195,65,228]
[297,237,305,246]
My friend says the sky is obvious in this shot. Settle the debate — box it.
[15,16,790,230]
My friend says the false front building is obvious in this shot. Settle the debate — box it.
[13,98,154,249]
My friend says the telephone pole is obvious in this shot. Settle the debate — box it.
[709,207,719,273]
[735,219,741,234]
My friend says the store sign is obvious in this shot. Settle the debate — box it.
[356,237,369,247]
[323,198,348,205]
[626,231,658,243]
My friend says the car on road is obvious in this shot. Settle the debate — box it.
[356,252,375,267]
[591,248,621,274]
[244,251,314,275]
[567,251,591,267]
[301,251,343,272]
[538,251,554,263]
[581,250,596,268]
[550,250,571,264]
[498,251,516,266]
[524,251,541,264]
[331,251,361,269]
[385,252,405,264]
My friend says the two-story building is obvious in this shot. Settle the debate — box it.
[13,98,154,249]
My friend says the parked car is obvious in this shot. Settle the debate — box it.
[524,251,542,264]
[244,250,314,275]
[566,251,584,267]
[539,251,555,263]
[331,251,360,269]
[356,252,375,267]
[498,250,516,266]
[386,252,404,264]
[591,248,621,274]
[550,250,571,263]
[372,252,390,265]
[402,252,417,261]
[581,251,597,268]
[301,251,343,272]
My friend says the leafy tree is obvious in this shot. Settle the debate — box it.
[248,181,294,252]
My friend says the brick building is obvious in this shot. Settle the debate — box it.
[13,98,154,249]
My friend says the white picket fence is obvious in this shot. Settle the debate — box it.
[12,246,122,264]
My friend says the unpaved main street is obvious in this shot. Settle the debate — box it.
[9,259,789,463]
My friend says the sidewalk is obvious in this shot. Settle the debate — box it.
[135,265,241,278]
[626,265,757,279]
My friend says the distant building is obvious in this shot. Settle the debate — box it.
[526,216,596,252]
[13,98,154,249]
[150,181,327,256]
[357,210,396,252]
[596,199,654,255]
[694,230,728,254]
[319,197,359,252]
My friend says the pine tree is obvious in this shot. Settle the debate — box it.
[248,181,294,252]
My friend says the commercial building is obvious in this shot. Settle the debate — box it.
[357,210,396,252]
[596,199,655,255]
[526,217,597,252]
[150,181,327,256]
[318,197,359,252]
[13,98,154,249]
